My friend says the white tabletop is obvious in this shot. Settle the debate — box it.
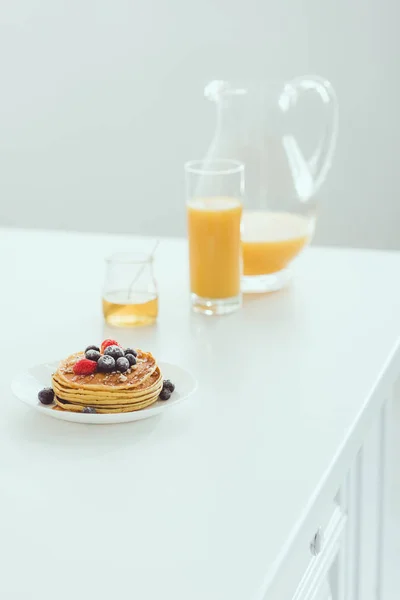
[1,228,400,600]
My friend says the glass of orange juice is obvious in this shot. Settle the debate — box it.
[185,159,244,315]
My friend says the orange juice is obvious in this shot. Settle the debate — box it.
[241,211,315,276]
[188,197,242,298]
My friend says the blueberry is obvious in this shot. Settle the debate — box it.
[125,353,137,366]
[82,406,96,414]
[116,356,130,373]
[38,387,54,405]
[97,355,116,373]
[104,345,124,360]
[159,389,171,401]
[125,348,137,357]
[85,349,101,362]
[85,345,100,353]
[163,380,175,393]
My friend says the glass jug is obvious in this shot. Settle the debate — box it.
[203,76,338,292]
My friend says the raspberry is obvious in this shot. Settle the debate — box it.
[73,358,97,375]
[101,339,120,353]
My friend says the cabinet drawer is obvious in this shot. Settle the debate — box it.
[265,500,346,600]
[292,504,346,600]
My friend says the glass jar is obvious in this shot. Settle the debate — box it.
[102,252,158,327]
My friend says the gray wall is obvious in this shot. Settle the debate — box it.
[0,1,399,249]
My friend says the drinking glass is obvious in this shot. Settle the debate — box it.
[102,252,158,327]
[185,159,244,315]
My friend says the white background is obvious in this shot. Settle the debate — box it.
[0,0,398,249]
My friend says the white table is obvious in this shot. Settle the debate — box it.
[1,228,400,600]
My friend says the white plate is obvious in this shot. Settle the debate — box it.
[12,360,198,424]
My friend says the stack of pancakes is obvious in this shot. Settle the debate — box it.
[52,349,163,413]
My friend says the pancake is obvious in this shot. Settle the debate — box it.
[52,368,162,405]
[55,349,157,391]
[54,388,161,413]
[51,347,163,414]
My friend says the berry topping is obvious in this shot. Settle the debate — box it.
[125,353,137,366]
[38,387,55,405]
[85,349,101,362]
[163,380,175,393]
[97,355,116,373]
[82,407,96,414]
[85,345,100,353]
[101,339,120,353]
[116,356,130,373]
[125,348,137,357]
[159,389,171,401]
[73,358,97,375]
[104,345,124,360]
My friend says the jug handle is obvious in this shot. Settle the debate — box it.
[282,75,339,194]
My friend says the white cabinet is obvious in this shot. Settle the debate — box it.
[289,396,391,600]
